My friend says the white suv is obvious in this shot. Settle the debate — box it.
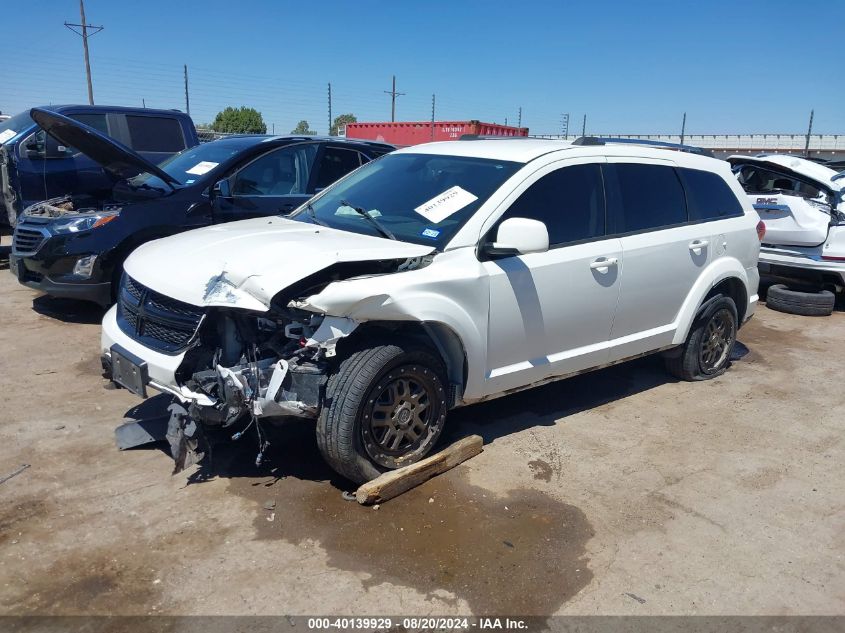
[101,138,762,482]
[729,154,845,315]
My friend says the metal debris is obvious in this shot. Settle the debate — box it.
[0,464,31,485]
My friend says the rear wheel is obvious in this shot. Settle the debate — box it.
[666,295,738,381]
[766,283,834,317]
[316,343,448,484]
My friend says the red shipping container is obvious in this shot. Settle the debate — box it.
[344,120,528,146]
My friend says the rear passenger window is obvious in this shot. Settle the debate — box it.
[605,163,686,233]
[679,168,744,221]
[496,163,605,246]
[126,116,185,152]
[314,147,363,190]
[69,113,109,135]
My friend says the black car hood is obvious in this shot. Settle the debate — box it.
[30,108,180,186]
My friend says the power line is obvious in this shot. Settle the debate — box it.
[63,0,103,105]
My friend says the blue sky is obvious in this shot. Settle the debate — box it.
[2,0,843,135]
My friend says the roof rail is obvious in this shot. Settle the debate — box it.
[573,136,713,157]
[458,134,532,141]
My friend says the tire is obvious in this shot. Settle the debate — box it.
[316,343,448,484]
[766,284,834,317]
[665,295,738,381]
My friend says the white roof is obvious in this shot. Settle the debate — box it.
[395,138,726,170]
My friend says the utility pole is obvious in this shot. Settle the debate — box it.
[581,114,587,137]
[64,0,103,106]
[384,75,405,122]
[561,113,570,139]
[142,98,146,108]
[430,94,436,141]
[184,65,190,117]
[680,112,686,145]
[804,109,814,157]
[518,107,522,129]
[328,83,332,135]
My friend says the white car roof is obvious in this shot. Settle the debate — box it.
[728,153,840,189]
[395,138,725,170]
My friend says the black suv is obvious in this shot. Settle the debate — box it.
[10,109,393,306]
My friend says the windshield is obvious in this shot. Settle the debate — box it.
[127,141,245,190]
[0,111,35,144]
[291,153,521,247]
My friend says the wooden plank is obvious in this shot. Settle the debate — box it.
[355,435,483,505]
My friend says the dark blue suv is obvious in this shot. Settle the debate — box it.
[10,109,394,306]
[0,105,199,226]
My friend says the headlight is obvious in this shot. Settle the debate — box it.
[52,212,119,234]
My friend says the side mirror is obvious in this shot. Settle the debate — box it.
[483,217,549,257]
[212,178,232,198]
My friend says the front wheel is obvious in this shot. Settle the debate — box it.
[316,343,448,484]
[665,295,738,381]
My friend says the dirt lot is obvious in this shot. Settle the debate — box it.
[0,233,843,617]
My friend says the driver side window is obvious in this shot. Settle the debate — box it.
[494,163,606,247]
[232,144,317,196]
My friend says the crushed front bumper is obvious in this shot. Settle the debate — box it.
[101,305,325,421]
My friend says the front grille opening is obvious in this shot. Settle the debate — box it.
[12,228,46,255]
[117,275,203,354]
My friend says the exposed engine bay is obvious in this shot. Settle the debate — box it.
[177,307,343,426]
[23,194,122,218]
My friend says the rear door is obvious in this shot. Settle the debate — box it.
[732,161,832,246]
[213,142,318,223]
[605,160,715,360]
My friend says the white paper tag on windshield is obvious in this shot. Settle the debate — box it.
[414,186,478,224]
[185,161,219,175]
[0,129,17,144]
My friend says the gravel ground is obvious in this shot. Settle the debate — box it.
[0,234,843,617]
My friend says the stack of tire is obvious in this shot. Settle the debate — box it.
[766,284,835,317]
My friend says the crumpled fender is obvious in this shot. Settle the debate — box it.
[293,253,489,398]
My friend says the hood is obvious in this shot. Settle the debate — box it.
[123,217,436,312]
[30,108,179,186]
[728,154,840,190]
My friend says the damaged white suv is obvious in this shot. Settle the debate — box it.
[730,154,845,316]
[101,138,761,482]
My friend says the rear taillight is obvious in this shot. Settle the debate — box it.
[822,255,845,261]
[756,220,766,241]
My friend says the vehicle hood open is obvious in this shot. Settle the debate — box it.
[123,217,436,312]
[30,108,180,187]
[728,154,841,191]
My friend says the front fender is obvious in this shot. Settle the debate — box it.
[296,276,489,399]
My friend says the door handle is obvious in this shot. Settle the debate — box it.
[590,257,618,270]
[688,239,709,251]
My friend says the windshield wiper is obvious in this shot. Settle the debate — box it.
[306,202,327,227]
[341,199,396,240]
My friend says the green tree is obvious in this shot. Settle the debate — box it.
[291,120,317,135]
[330,113,357,136]
[210,106,267,134]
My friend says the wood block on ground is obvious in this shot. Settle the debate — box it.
[355,435,483,505]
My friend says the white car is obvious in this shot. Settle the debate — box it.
[102,138,762,482]
[729,154,845,315]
